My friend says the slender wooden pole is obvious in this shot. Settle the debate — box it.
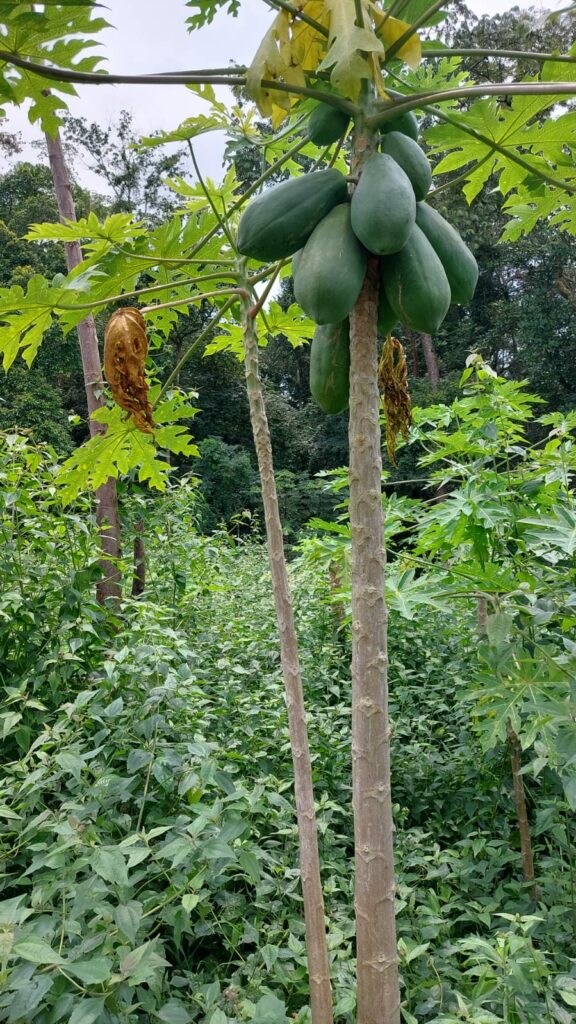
[44,126,122,605]
[241,291,333,1024]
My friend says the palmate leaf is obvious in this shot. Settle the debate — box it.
[0,275,62,369]
[25,212,147,249]
[185,0,240,29]
[56,391,199,503]
[0,4,108,132]
[318,0,383,100]
[205,302,314,359]
[246,1,331,126]
[425,55,576,230]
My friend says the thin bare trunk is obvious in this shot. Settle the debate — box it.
[44,126,121,604]
[131,519,146,597]
[408,329,420,378]
[477,596,488,636]
[420,332,439,392]
[349,256,400,1024]
[506,720,538,900]
[241,300,333,1024]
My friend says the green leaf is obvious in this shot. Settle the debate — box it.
[55,394,199,503]
[68,997,106,1024]
[0,4,109,132]
[66,958,113,984]
[13,939,65,965]
[158,1001,193,1024]
[114,901,143,944]
[119,941,170,986]
[91,847,129,887]
[237,848,262,883]
[186,0,240,29]
[251,993,290,1024]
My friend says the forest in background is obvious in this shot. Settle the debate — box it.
[1,6,575,537]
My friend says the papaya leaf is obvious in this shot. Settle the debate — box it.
[185,0,240,29]
[25,212,147,248]
[246,2,330,126]
[376,15,421,70]
[0,275,60,369]
[318,0,383,100]
[0,4,108,132]
[425,68,576,229]
[264,302,315,348]
[56,391,198,502]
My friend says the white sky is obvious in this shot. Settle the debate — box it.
[0,0,569,189]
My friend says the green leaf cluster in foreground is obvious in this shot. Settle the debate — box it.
[1,367,575,1022]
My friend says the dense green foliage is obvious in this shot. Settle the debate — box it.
[2,365,575,1022]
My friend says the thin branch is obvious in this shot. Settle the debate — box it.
[377,0,412,30]
[188,140,236,248]
[422,46,576,64]
[354,0,365,29]
[369,81,576,126]
[156,294,237,402]
[386,0,448,61]
[140,287,246,314]
[51,269,239,313]
[262,0,329,36]
[247,259,284,318]
[0,51,244,85]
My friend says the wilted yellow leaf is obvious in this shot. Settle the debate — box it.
[376,14,422,70]
[246,11,291,120]
[246,3,330,127]
[292,1,329,71]
[318,0,384,100]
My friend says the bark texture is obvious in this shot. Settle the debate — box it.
[420,332,440,391]
[242,305,333,1024]
[45,127,121,604]
[131,519,146,597]
[349,258,400,1024]
[506,720,538,900]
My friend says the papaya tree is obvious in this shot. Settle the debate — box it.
[0,3,575,1023]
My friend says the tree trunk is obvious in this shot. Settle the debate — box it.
[349,256,400,1024]
[506,720,538,900]
[241,299,333,1024]
[420,333,440,392]
[44,126,121,605]
[131,519,146,597]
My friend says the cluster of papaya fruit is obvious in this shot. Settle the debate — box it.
[237,104,478,414]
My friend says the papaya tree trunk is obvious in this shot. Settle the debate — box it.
[44,124,121,605]
[506,719,538,900]
[240,294,333,1024]
[349,255,400,1024]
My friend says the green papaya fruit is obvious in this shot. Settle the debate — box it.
[237,169,348,262]
[294,204,367,324]
[415,202,479,305]
[382,225,451,333]
[380,131,431,201]
[309,320,350,414]
[377,285,397,336]
[350,153,416,255]
[380,110,419,141]
[308,103,351,145]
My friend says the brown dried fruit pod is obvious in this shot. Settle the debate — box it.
[104,307,156,434]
